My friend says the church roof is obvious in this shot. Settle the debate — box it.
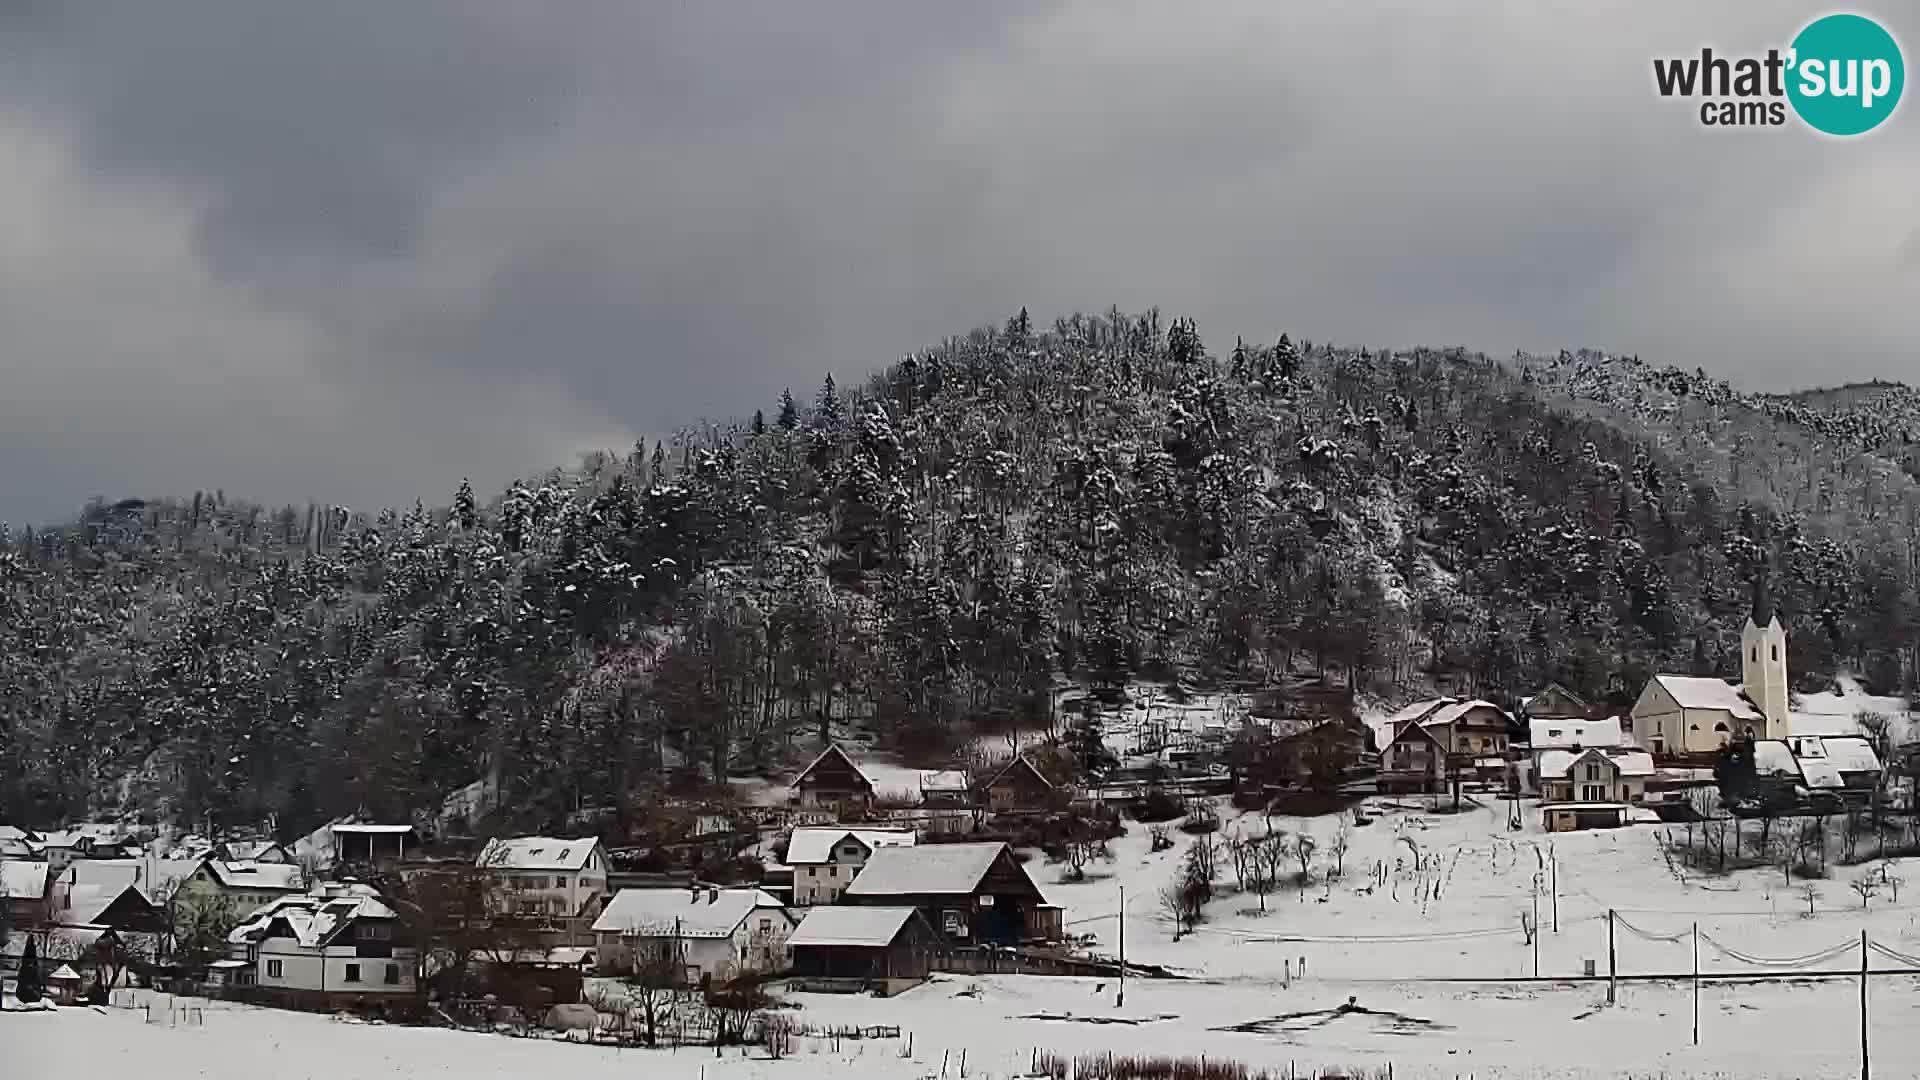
[1652,676,1763,720]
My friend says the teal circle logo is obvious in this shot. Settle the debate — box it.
[1787,14,1904,135]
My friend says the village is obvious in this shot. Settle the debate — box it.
[7,601,1920,1078]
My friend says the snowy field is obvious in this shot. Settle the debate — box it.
[8,969,1916,1080]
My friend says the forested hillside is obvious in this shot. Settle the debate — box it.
[4,310,1918,835]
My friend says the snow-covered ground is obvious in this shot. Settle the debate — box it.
[10,964,1918,1080]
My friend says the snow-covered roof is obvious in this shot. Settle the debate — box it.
[920,770,970,793]
[1425,699,1508,729]
[1819,736,1882,774]
[1528,717,1623,750]
[479,836,601,872]
[46,963,82,982]
[330,823,417,835]
[1798,758,1845,790]
[58,857,205,901]
[219,840,286,862]
[844,842,1008,897]
[1,859,47,900]
[1384,698,1452,729]
[785,827,916,866]
[1537,748,1654,780]
[591,887,784,938]
[788,905,921,948]
[229,892,399,949]
[1753,740,1800,777]
[205,860,304,892]
[61,884,150,926]
[1543,801,1632,812]
[1652,676,1762,720]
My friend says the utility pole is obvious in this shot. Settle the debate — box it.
[1531,880,1540,977]
[1116,885,1126,1008]
[1692,921,1700,1047]
[1551,850,1559,933]
[1606,909,1616,1005]
[1860,929,1869,1080]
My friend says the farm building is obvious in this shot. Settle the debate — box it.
[786,905,940,994]
[842,841,1054,944]
[790,744,877,812]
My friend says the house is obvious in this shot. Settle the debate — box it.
[1515,717,1626,793]
[49,856,206,914]
[786,905,940,994]
[58,883,168,937]
[1813,736,1884,793]
[1758,736,1885,801]
[477,836,610,920]
[981,757,1061,812]
[790,744,877,812]
[1537,748,1655,805]
[2,858,50,930]
[178,860,306,916]
[1377,722,1448,794]
[590,886,794,983]
[786,827,917,906]
[842,841,1053,945]
[919,771,974,810]
[1521,683,1592,722]
[225,886,418,1014]
[1419,699,1514,759]
[1232,714,1377,796]
[329,823,421,867]
[216,840,292,864]
[1633,597,1790,754]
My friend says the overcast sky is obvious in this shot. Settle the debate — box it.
[2,2,1915,526]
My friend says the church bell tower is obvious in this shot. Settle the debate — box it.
[1740,576,1789,739]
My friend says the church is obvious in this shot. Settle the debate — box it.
[1629,585,1790,756]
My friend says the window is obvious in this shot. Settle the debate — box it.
[1585,763,1604,781]
[1581,784,1606,801]
[384,964,401,985]
[807,867,817,878]
[1772,645,1779,662]
[344,964,361,983]
[1750,647,1757,663]
[266,960,283,978]
[359,922,391,941]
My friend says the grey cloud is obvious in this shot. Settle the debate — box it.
[1,1,1915,524]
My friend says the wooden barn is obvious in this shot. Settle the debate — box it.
[981,757,1060,812]
[786,906,939,994]
[842,841,1051,945]
[790,744,877,812]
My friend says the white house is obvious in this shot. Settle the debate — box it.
[590,886,793,983]
[1537,748,1655,805]
[1632,599,1790,754]
[786,827,917,906]
[225,886,417,1005]
[477,836,610,919]
[1514,716,1626,794]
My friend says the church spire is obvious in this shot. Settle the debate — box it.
[1749,572,1775,628]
